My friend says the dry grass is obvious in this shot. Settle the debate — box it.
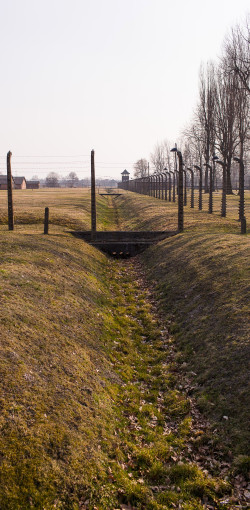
[141,233,250,454]
[0,188,120,231]
[0,187,249,508]
[0,229,235,509]
[0,228,119,508]
[117,189,250,234]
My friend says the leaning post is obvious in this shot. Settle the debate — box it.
[7,151,14,230]
[91,149,96,240]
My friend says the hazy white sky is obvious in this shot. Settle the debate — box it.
[0,0,249,180]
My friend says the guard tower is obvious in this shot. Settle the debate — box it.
[121,169,130,182]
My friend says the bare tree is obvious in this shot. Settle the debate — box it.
[163,139,175,170]
[66,171,79,187]
[45,172,60,188]
[223,16,250,95]
[214,64,240,194]
[235,77,250,161]
[150,143,166,173]
[196,63,216,192]
[183,120,203,165]
[182,119,205,188]
[133,158,149,178]
[222,19,250,170]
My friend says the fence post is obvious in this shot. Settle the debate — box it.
[7,151,14,231]
[170,171,175,202]
[241,217,246,234]
[183,169,187,206]
[91,149,96,240]
[205,163,213,214]
[44,207,49,234]
[237,158,245,221]
[199,167,202,210]
[187,168,194,208]
[168,171,171,201]
[161,174,164,200]
[171,148,184,232]
[177,153,184,232]
[233,157,246,234]
[194,165,202,210]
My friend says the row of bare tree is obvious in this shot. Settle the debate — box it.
[134,17,250,194]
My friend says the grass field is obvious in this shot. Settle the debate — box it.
[117,188,250,233]
[0,187,249,509]
[0,187,249,233]
[0,188,121,231]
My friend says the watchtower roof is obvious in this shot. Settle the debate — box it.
[121,169,130,175]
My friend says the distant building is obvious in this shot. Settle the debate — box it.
[26,180,40,189]
[14,177,26,189]
[0,175,14,190]
[121,169,130,182]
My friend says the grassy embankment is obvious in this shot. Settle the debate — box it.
[118,188,250,234]
[117,190,250,453]
[0,188,249,508]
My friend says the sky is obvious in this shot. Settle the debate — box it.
[0,0,249,180]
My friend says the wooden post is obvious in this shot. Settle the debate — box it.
[91,150,96,239]
[44,207,49,234]
[7,151,14,230]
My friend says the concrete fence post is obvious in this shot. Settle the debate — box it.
[7,151,14,231]
[91,150,96,239]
